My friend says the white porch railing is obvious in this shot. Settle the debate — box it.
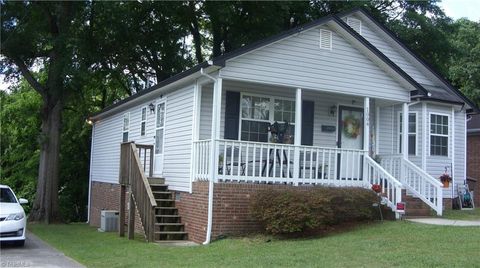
[192,139,370,185]
[364,156,403,213]
[193,139,405,214]
[381,155,443,215]
[192,139,211,181]
[196,139,368,186]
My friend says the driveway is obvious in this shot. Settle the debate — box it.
[1,231,84,268]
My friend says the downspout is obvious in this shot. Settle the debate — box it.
[199,66,216,245]
[86,121,95,223]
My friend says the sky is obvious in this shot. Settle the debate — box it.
[0,1,478,92]
[438,0,480,21]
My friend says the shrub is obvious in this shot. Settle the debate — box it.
[250,187,378,235]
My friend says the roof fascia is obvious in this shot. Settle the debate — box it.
[347,8,479,112]
[90,64,220,121]
[331,16,429,96]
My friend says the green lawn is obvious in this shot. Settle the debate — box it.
[442,209,480,220]
[29,221,480,268]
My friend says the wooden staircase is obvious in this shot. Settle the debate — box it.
[148,178,188,242]
[119,142,188,243]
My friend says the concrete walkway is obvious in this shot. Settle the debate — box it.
[1,231,84,268]
[407,218,480,226]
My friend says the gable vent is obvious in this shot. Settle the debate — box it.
[347,17,362,35]
[319,29,332,50]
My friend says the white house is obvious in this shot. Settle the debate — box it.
[87,8,478,244]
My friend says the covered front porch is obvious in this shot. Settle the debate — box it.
[190,78,412,213]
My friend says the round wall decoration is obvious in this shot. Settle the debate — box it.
[343,115,361,138]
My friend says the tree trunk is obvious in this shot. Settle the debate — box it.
[29,98,63,223]
[188,1,203,63]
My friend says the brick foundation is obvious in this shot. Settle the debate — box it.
[175,182,318,243]
[467,135,480,206]
[89,181,143,233]
[443,198,453,210]
[175,182,209,244]
[90,180,459,243]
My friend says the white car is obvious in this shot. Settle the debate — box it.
[0,185,28,246]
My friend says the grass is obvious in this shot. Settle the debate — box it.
[442,209,480,220]
[29,221,480,268]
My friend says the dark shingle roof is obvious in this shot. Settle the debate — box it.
[91,8,479,119]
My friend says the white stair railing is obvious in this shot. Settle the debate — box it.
[381,155,443,216]
[364,155,403,216]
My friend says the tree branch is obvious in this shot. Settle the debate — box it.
[10,55,46,95]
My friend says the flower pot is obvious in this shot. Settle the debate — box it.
[442,180,450,188]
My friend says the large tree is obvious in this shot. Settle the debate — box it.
[1,1,86,222]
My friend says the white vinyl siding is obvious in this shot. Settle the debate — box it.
[349,15,436,86]
[220,25,410,102]
[91,85,194,192]
[162,86,195,192]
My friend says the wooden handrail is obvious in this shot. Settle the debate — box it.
[119,142,157,242]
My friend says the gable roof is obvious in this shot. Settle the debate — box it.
[340,7,478,113]
[91,8,478,120]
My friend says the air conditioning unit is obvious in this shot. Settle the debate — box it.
[99,210,119,232]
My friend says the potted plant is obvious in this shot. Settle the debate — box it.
[371,184,382,194]
[439,173,452,188]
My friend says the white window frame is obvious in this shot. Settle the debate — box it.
[428,112,450,157]
[397,111,418,156]
[140,106,147,136]
[238,92,295,142]
[122,112,130,142]
[155,101,166,155]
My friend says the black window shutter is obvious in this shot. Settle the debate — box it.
[224,91,240,140]
[301,100,314,145]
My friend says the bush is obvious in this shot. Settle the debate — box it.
[250,187,378,235]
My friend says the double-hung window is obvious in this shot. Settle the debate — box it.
[240,94,295,143]
[430,113,449,156]
[398,112,417,155]
[140,107,147,136]
[122,113,130,142]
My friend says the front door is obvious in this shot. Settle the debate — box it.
[154,101,165,175]
[337,106,363,180]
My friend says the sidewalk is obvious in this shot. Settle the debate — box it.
[407,218,480,226]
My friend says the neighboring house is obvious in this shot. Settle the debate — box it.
[467,114,480,206]
[87,8,479,244]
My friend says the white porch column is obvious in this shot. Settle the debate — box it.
[209,78,222,182]
[402,103,409,160]
[293,88,302,186]
[422,102,427,170]
[363,97,370,153]
[189,81,202,193]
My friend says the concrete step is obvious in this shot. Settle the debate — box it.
[154,240,196,246]
[150,184,168,188]
[155,199,174,203]
[152,191,173,195]
[155,231,188,235]
[155,223,184,226]
[148,177,165,184]
[155,215,180,218]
